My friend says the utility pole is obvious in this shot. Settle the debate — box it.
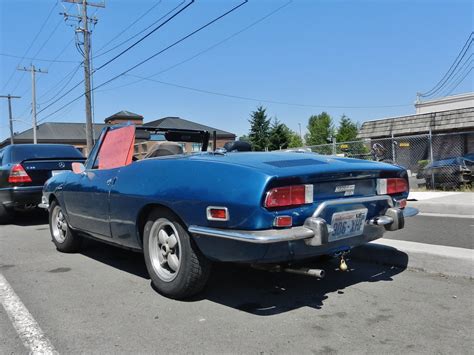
[0,94,21,145]
[61,0,104,154]
[17,65,47,144]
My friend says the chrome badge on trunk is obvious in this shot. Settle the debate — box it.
[335,184,355,196]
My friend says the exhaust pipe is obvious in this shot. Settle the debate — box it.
[283,267,325,278]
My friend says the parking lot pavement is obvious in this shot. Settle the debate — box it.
[1,213,473,354]
[384,214,473,249]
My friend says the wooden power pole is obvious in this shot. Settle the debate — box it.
[17,65,47,144]
[61,0,104,154]
[0,94,21,145]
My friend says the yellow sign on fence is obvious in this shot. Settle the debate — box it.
[399,142,410,148]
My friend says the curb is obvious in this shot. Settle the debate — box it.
[351,239,473,279]
[409,201,473,217]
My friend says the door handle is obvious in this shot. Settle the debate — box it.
[106,177,116,186]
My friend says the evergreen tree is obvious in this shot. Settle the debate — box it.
[268,118,291,150]
[288,131,303,148]
[248,106,270,151]
[305,112,334,146]
[336,114,359,142]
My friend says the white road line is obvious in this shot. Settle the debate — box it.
[418,212,474,219]
[0,274,56,354]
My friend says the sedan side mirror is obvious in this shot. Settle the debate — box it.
[72,162,86,174]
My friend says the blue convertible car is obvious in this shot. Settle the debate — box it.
[40,124,417,299]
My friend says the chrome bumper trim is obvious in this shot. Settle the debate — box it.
[188,225,315,244]
[38,203,49,209]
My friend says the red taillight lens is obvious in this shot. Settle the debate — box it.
[8,164,32,183]
[377,178,408,195]
[206,207,229,221]
[274,215,292,227]
[264,184,313,208]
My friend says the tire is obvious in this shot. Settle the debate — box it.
[143,209,211,299]
[0,204,13,224]
[49,200,82,253]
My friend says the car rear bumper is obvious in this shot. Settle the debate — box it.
[189,195,418,263]
[0,186,43,209]
[189,207,417,245]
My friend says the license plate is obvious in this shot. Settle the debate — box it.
[329,208,367,241]
[51,170,69,176]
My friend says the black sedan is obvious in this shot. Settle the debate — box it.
[0,144,84,222]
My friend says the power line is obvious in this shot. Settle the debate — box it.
[126,74,412,109]
[419,31,473,98]
[98,0,293,93]
[39,63,82,104]
[93,0,163,55]
[1,1,59,91]
[0,52,79,63]
[445,63,473,96]
[37,1,249,123]
[93,0,185,59]
[94,0,194,71]
[35,0,191,121]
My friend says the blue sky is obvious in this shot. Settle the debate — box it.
[0,0,472,142]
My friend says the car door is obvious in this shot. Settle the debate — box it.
[63,125,136,239]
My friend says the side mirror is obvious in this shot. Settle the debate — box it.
[72,162,86,174]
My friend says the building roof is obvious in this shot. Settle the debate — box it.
[358,107,474,139]
[415,92,474,114]
[104,110,143,123]
[0,122,107,147]
[144,116,235,138]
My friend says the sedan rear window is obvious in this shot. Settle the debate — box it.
[11,145,84,163]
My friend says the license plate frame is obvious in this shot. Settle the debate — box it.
[329,208,368,242]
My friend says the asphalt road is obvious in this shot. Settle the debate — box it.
[384,214,473,249]
[1,212,473,354]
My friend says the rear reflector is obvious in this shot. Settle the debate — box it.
[206,207,229,221]
[264,184,313,208]
[274,215,292,227]
[377,178,408,195]
[8,164,32,183]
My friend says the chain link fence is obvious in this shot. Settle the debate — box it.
[298,131,474,190]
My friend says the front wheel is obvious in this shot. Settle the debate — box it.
[49,200,82,253]
[143,209,211,299]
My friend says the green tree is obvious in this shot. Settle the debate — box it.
[336,114,359,142]
[288,131,303,148]
[238,134,250,142]
[305,112,334,146]
[268,118,291,150]
[248,106,270,151]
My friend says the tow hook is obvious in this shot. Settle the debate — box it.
[334,250,350,272]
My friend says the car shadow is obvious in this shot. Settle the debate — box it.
[3,209,48,227]
[79,239,408,316]
[80,239,150,279]
[198,250,407,315]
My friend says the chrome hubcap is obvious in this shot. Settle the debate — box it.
[51,206,67,243]
[149,219,181,282]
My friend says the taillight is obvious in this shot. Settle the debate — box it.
[206,207,229,221]
[8,164,32,183]
[264,184,313,208]
[377,178,408,195]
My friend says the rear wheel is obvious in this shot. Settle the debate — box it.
[49,200,82,252]
[143,209,211,299]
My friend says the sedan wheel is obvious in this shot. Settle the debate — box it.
[143,209,211,299]
[149,219,182,282]
[49,200,82,253]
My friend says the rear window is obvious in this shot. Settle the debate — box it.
[11,145,84,162]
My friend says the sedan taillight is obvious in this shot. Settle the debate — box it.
[377,178,408,195]
[264,184,313,208]
[8,164,32,183]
